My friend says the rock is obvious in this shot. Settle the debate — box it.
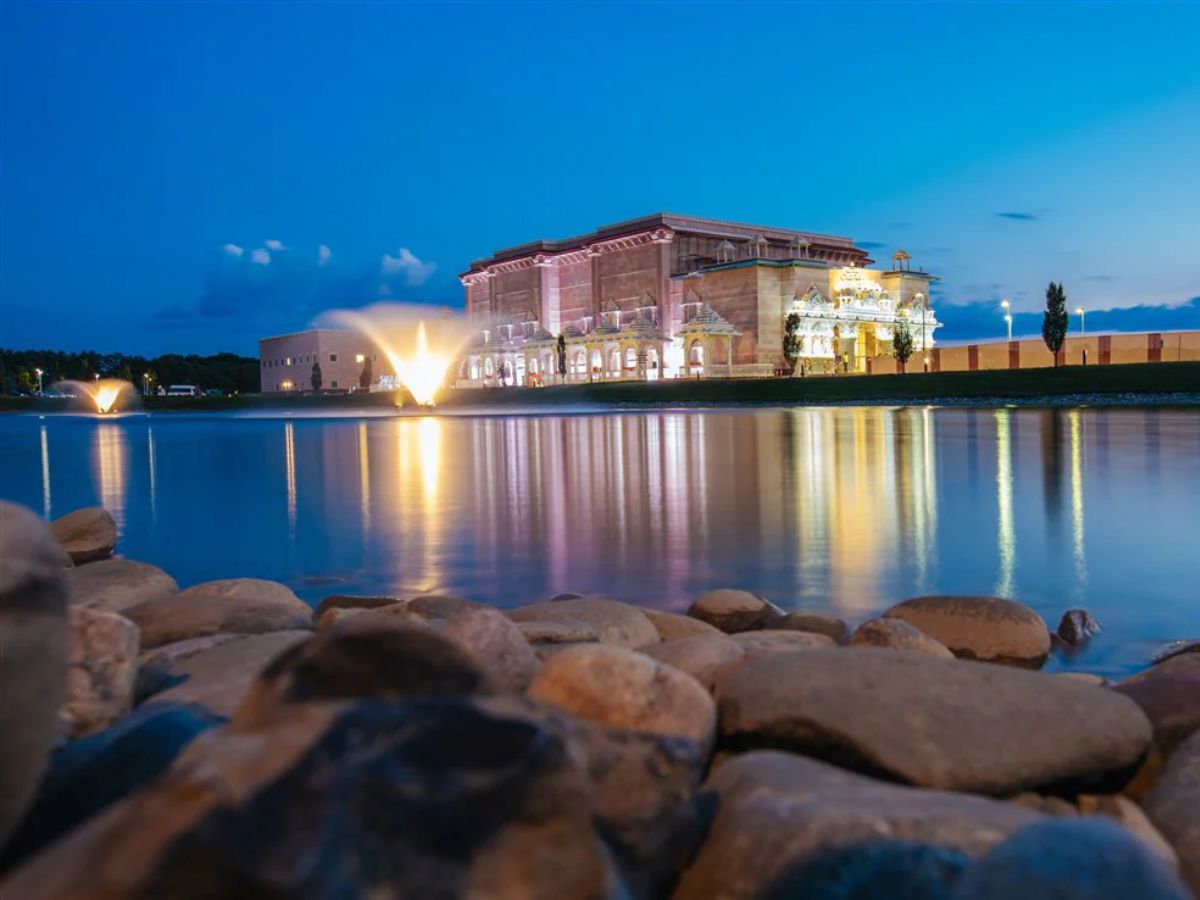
[851,617,954,657]
[48,507,117,565]
[406,593,487,621]
[763,841,970,900]
[64,606,140,737]
[1052,672,1110,687]
[673,750,1042,900]
[125,578,312,649]
[949,818,1191,900]
[0,703,223,874]
[233,621,491,726]
[884,595,1051,668]
[528,644,716,752]
[1077,794,1179,870]
[0,502,70,846]
[640,607,724,641]
[1008,792,1080,817]
[1057,609,1102,646]
[134,633,248,703]
[717,648,1151,795]
[151,630,311,716]
[643,636,745,693]
[64,558,178,612]
[1153,640,1200,665]
[729,629,837,654]
[311,593,399,620]
[1115,653,1200,755]
[516,619,599,645]
[1,699,621,899]
[686,589,782,634]
[1146,730,1200,894]
[508,596,659,649]
[441,607,539,692]
[548,591,585,602]
[768,611,851,644]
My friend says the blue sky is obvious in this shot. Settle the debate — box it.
[3,1,1199,355]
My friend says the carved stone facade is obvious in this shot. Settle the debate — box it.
[457,213,939,384]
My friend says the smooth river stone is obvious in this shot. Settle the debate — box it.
[767,611,851,644]
[1146,730,1200,894]
[639,607,725,641]
[63,606,140,737]
[686,589,782,634]
[673,750,1043,900]
[717,647,1151,794]
[507,596,659,650]
[48,507,117,565]
[884,595,1051,667]
[64,558,178,612]
[851,617,954,657]
[1114,653,1200,755]
[642,636,745,693]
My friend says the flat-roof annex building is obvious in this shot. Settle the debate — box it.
[258,329,378,394]
[457,213,940,385]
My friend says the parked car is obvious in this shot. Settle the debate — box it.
[166,384,201,397]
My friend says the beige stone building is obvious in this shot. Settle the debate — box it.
[457,213,939,385]
[258,329,378,393]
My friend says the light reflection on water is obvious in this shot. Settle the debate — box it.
[2,407,1197,676]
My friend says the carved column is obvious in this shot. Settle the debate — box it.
[586,245,603,328]
[651,228,675,333]
[533,254,558,334]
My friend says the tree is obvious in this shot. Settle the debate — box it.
[359,356,373,391]
[892,321,915,373]
[556,334,567,380]
[311,361,322,392]
[1042,281,1069,366]
[782,313,802,374]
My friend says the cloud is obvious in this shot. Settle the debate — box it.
[250,248,271,266]
[858,241,887,250]
[264,239,286,251]
[317,244,332,266]
[381,247,437,286]
[994,211,1038,221]
[223,243,244,257]
[935,296,1200,342]
[1084,274,1115,283]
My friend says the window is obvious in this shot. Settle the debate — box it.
[355,354,365,363]
[285,357,292,366]
[331,380,339,388]
[329,353,338,362]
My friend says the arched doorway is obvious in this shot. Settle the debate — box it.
[646,346,660,381]
[589,349,603,378]
[689,340,704,375]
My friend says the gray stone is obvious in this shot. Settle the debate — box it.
[717,647,1152,794]
[1057,608,1102,646]
[687,589,782,634]
[763,841,970,900]
[441,607,539,692]
[1146,730,1200,894]
[508,596,659,649]
[884,595,1051,668]
[673,750,1043,900]
[48,507,117,565]
[125,578,312,649]
[851,617,954,657]
[0,502,70,846]
[640,608,724,641]
[643,636,745,693]
[311,593,400,620]
[516,619,599,645]
[768,611,851,644]
[64,558,177,612]
[1115,653,1200,755]
[64,606,139,737]
[729,629,836,654]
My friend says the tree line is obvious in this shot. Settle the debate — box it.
[0,349,260,395]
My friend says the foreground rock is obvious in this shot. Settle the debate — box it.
[48,507,117,565]
[508,596,659,649]
[441,607,539,691]
[234,622,491,725]
[764,841,969,900]
[311,593,399,620]
[1146,731,1200,894]
[150,631,311,716]
[884,595,1051,667]
[1115,653,1200,755]
[686,589,782,633]
[125,578,312,649]
[528,644,715,752]
[64,558,178,612]
[950,818,1191,900]
[0,502,70,845]
[0,703,223,874]
[673,750,1042,899]
[851,617,954,657]
[1057,609,1102,647]
[768,611,851,644]
[1076,794,1179,870]
[640,608,724,641]
[718,648,1151,794]
[729,630,836,654]
[643,636,745,693]
[2,700,621,899]
[64,606,140,737]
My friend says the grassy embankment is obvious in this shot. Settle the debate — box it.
[1,362,1197,414]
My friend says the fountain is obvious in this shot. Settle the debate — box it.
[326,304,474,408]
[53,379,137,415]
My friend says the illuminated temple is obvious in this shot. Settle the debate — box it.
[457,213,940,385]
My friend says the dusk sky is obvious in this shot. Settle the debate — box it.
[3,1,1199,356]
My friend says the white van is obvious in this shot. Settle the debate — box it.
[166,384,201,397]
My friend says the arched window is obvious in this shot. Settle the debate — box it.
[689,341,704,366]
[624,347,637,370]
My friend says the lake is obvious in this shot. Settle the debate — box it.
[1,405,1197,677]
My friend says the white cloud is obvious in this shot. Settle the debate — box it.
[264,239,286,251]
[317,244,332,266]
[250,248,271,266]
[223,243,244,257]
[381,247,437,286]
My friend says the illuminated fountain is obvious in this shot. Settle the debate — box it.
[53,379,137,415]
[327,304,473,408]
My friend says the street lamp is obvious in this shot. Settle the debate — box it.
[34,368,44,394]
[142,372,150,396]
[1075,306,1086,334]
[1000,299,1012,342]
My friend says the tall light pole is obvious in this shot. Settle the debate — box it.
[34,368,44,394]
[1075,306,1086,334]
[1000,299,1012,342]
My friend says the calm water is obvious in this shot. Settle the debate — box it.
[1,406,1197,676]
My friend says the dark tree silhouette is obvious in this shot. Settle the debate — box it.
[1042,281,1069,366]
[556,334,567,379]
[892,322,915,373]
[782,313,802,373]
[358,356,373,390]
[311,362,323,392]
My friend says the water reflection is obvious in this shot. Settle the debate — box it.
[1069,410,1087,597]
[994,409,1016,598]
[40,424,51,518]
[93,424,127,529]
[284,421,297,537]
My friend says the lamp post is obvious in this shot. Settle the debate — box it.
[34,368,44,394]
[142,372,150,396]
[1001,299,1012,342]
[1075,306,1086,334]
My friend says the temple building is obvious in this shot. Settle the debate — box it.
[457,213,939,385]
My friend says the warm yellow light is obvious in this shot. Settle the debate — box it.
[355,353,365,363]
[54,378,131,414]
[384,323,450,407]
[1075,307,1084,315]
[1000,299,1010,309]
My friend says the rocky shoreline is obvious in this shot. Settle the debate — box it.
[1,499,1197,898]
